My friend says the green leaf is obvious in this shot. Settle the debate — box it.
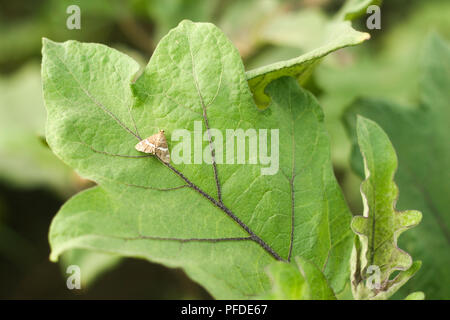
[43,21,353,298]
[350,116,422,300]
[372,261,422,300]
[404,291,425,300]
[344,34,450,300]
[245,1,371,108]
[0,64,75,193]
[262,257,336,300]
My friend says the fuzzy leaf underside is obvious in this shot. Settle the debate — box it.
[350,116,422,300]
[43,21,352,298]
[344,34,450,299]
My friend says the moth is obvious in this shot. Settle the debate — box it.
[135,130,170,164]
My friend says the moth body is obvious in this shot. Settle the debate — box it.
[135,130,170,164]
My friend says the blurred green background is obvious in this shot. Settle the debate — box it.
[0,0,448,299]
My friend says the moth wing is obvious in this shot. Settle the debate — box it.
[136,131,170,162]
[135,138,156,154]
[156,132,168,149]
[156,148,170,164]
[146,133,159,146]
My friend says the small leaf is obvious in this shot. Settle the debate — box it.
[373,261,421,300]
[350,116,422,300]
[404,291,425,300]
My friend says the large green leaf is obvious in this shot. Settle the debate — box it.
[245,0,371,108]
[344,34,450,299]
[43,21,352,298]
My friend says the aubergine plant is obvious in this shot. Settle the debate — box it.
[344,34,450,300]
[41,7,427,299]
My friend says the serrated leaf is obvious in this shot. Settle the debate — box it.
[262,257,336,300]
[350,116,422,300]
[373,261,421,300]
[50,185,275,298]
[43,21,353,298]
[344,34,450,300]
[245,0,371,108]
